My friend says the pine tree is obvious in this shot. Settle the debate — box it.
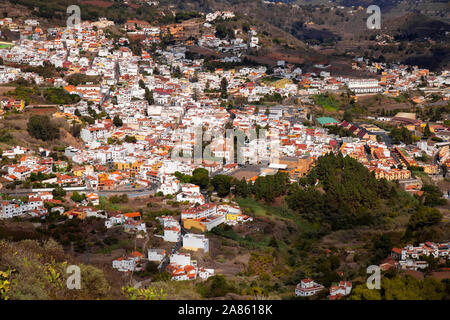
[113,115,123,127]
[220,77,228,99]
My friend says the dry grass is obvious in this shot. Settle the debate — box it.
[151,280,202,300]
[0,111,84,149]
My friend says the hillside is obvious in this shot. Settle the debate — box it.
[2,0,448,70]
[0,111,84,152]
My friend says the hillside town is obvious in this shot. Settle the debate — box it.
[0,9,448,302]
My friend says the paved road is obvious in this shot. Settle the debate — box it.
[158,218,186,273]
[377,132,393,147]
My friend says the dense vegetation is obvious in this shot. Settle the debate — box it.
[313,93,341,111]
[350,275,449,300]
[325,125,355,138]
[286,152,398,230]
[6,86,80,105]
[390,126,414,144]
[44,88,81,105]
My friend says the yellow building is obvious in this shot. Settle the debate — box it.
[112,131,126,140]
[16,100,25,111]
[372,168,411,181]
[98,173,109,181]
[420,123,435,133]
[226,213,239,221]
[183,219,206,232]
[115,162,130,171]
[131,161,143,172]
[72,167,85,177]
[132,134,146,141]
[422,164,438,175]
[115,161,143,172]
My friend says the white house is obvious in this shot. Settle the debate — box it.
[181,203,217,220]
[148,248,167,262]
[198,267,214,280]
[329,281,352,300]
[176,183,204,204]
[112,251,145,272]
[164,226,181,242]
[170,253,191,266]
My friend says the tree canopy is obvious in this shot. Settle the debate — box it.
[349,275,447,300]
[191,168,210,189]
[27,115,60,141]
[286,152,396,230]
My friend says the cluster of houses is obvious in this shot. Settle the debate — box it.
[294,279,352,300]
[112,251,146,273]
[0,188,106,221]
[0,14,449,291]
[146,201,252,280]
[205,11,235,22]
[114,219,214,281]
[0,15,444,192]
[384,242,450,272]
[157,215,182,243]
[105,211,147,235]
[0,192,49,219]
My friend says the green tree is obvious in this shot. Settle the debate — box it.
[191,168,210,189]
[441,164,448,178]
[252,171,290,203]
[220,77,228,99]
[285,152,396,230]
[423,123,431,139]
[113,115,123,127]
[211,175,232,197]
[215,24,234,40]
[348,284,382,300]
[407,205,442,231]
[77,264,110,299]
[233,177,249,198]
[27,115,60,141]
[390,127,413,145]
[174,171,192,183]
[145,88,154,105]
[197,275,235,298]
[421,184,447,207]
[52,186,66,198]
[343,109,353,122]
[124,135,137,143]
[242,22,250,33]
[70,191,86,203]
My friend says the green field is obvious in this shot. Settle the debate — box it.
[260,76,282,83]
[236,197,314,231]
[313,93,340,111]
